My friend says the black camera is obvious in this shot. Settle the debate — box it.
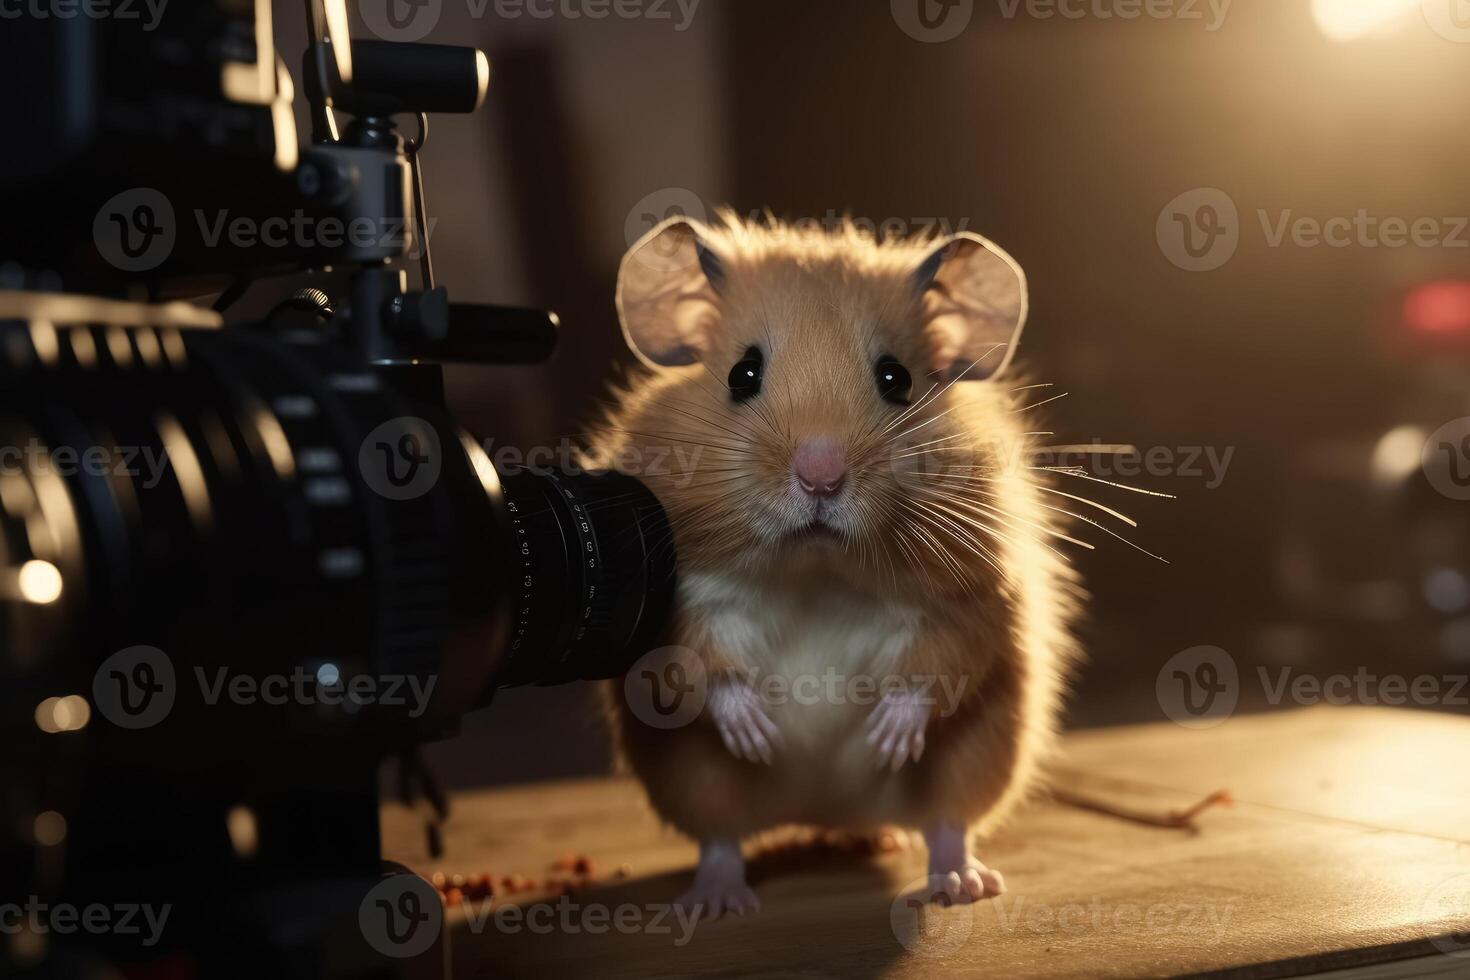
[0,2,674,975]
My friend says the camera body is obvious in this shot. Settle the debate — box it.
[0,4,674,975]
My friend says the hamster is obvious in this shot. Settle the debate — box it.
[592,211,1082,919]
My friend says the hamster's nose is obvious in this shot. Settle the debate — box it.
[793,437,847,497]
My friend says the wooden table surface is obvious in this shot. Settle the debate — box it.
[381,706,1470,979]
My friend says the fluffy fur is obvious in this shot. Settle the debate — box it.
[592,212,1082,874]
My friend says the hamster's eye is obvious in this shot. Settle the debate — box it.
[874,355,912,406]
[728,346,763,403]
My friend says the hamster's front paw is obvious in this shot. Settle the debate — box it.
[708,678,782,765]
[865,688,931,771]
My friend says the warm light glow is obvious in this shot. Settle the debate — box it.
[34,695,91,734]
[227,805,259,858]
[1371,425,1426,485]
[1311,0,1418,40]
[32,811,66,847]
[1404,280,1470,336]
[17,559,63,604]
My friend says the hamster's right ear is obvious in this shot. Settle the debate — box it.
[616,216,724,369]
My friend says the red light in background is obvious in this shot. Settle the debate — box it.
[1403,280,1470,336]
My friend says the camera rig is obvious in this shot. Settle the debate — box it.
[0,2,675,976]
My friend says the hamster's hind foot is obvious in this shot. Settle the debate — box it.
[923,820,1006,905]
[676,837,760,922]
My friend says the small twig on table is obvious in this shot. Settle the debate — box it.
[1051,788,1234,832]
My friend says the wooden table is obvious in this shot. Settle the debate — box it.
[381,706,1470,979]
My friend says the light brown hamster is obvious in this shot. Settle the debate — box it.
[592,211,1082,919]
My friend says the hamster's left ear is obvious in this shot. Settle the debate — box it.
[616,215,724,370]
[914,232,1029,381]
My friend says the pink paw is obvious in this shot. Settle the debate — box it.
[865,688,931,771]
[709,679,782,764]
[676,880,761,922]
[925,857,1005,905]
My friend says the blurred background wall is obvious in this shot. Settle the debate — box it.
[271,0,1470,786]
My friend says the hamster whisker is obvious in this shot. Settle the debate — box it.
[607,425,754,457]
[877,403,964,451]
[1028,466,1177,499]
[972,488,1167,563]
[919,488,1085,559]
[638,396,766,450]
[958,494,1095,555]
[905,498,1018,576]
[926,473,1141,528]
[904,516,985,591]
[1011,391,1070,414]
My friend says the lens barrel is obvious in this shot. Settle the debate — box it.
[0,311,674,770]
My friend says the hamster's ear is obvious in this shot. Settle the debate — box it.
[616,216,724,368]
[914,232,1029,381]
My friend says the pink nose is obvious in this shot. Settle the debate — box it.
[793,437,847,497]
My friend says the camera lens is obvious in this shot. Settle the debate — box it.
[492,466,675,688]
[0,314,674,761]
